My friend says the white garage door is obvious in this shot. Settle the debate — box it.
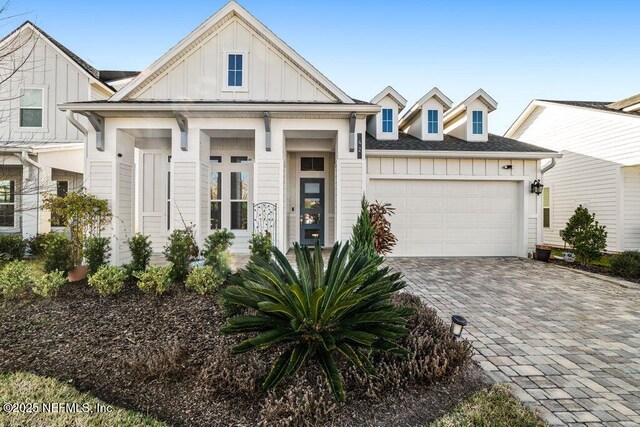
[368,180,521,257]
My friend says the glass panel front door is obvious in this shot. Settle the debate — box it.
[300,178,324,246]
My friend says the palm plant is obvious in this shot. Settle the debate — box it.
[221,241,411,402]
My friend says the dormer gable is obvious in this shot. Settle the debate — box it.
[111,1,354,103]
[443,89,497,142]
[399,87,452,141]
[366,86,407,141]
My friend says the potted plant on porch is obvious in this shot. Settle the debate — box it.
[44,190,112,281]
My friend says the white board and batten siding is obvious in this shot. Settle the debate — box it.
[130,18,335,103]
[511,103,640,252]
[337,162,365,241]
[366,157,540,257]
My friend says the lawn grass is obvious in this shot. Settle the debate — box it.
[430,384,546,427]
[0,372,164,427]
[550,248,613,267]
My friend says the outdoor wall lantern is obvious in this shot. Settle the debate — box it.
[530,179,544,195]
[450,315,468,338]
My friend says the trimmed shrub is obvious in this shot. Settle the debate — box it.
[0,234,27,260]
[32,270,66,298]
[84,236,111,275]
[128,233,153,273]
[186,265,223,295]
[203,229,234,278]
[351,195,376,260]
[135,265,172,295]
[249,232,272,261]
[43,233,74,274]
[0,260,33,299]
[221,241,410,402]
[26,233,55,257]
[611,251,640,280]
[88,265,126,297]
[163,228,197,283]
[560,205,607,265]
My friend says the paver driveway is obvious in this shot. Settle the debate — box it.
[388,257,640,427]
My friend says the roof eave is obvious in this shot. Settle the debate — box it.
[366,149,562,160]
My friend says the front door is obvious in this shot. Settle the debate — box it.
[300,178,324,246]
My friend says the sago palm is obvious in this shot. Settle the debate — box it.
[221,241,411,402]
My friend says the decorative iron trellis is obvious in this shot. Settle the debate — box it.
[253,202,277,246]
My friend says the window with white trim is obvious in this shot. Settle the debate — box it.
[382,108,393,133]
[210,156,222,230]
[210,155,252,231]
[427,109,438,134]
[472,110,483,134]
[224,52,247,91]
[543,187,551,228]
[20,88,43,128]
[0,180,16,227]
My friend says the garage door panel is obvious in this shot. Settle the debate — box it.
[369,179,521,257]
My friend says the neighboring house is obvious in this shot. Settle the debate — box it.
[506,95,640,252]
[0,21,138,238]
[58,1,558,264]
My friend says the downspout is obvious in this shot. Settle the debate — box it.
[541,158,556,175]
[14,151,42,234]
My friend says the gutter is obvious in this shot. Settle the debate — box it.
[366,149,563,160]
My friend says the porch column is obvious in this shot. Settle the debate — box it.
[254,119,285,251]
[19,161,51,238]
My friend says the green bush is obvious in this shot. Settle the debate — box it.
[221,241,411,403]
[560,205,607,265]
[203,229,234,277]
[351,195,376,260]
[88,265,126,297]
[611,251,640,279]
[26,233,55,257]
[0,260,33,299]
[163,228,197,283]
[186,265,223,295]
[43,233,74,274]
[84,236,111,275]
[249,233,272,261]
[128,233,152,273]
[32,270,66,298]
[135,265,172,295]
[0,234,27,260]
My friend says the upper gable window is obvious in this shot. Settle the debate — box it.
[20,88,43,128]
[472,111,483,134]
[382,108,393,133]
[427,109,438,134]
[224,52,247,91]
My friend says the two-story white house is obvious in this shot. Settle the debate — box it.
[56,1,558,264]
[0,21,138,238]
[506,94,640,252]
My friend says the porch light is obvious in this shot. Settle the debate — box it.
[450,315,468,338]
[530,179,544,195]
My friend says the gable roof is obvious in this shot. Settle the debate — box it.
[112,1,354,103]
[399,87,453,129]
[370,86,407,110]
[504,99,640,138]
[443,88,497,125]
[0,21,118,93]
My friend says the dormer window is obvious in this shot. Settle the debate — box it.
[472,111,483,134]
[427,109,438,134]
[382,108,393,133]
[224,52,247,91]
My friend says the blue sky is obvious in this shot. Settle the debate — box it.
[4,0,639,133]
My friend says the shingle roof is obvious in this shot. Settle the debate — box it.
[539,100,640,117]
[99,70,140,82]
[366,132,556,153]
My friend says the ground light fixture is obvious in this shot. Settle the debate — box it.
[450,315,468,338]
[530,179,544,195]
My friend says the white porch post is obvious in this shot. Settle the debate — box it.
[19,161,51,238]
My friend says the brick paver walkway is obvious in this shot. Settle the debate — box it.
[388,257,640,427]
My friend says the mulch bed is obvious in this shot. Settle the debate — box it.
[0,282,491,426]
